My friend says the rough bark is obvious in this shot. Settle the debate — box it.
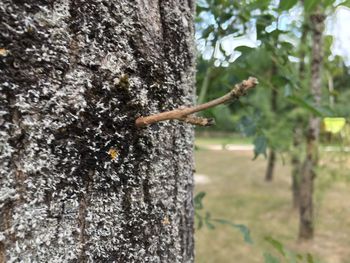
[298,11,325,241]
[0,0,196,262]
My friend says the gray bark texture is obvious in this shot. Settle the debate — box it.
[298,11,325,240]
[0,0,196,262]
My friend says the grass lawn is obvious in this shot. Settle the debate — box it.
[195,133,252,147]
[194,149,350,263]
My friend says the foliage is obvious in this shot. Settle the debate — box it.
[194,191,253,244]
[264,237,321,263]
[195,0,350,159]
[194,0,350,261]
[194,193,321,262]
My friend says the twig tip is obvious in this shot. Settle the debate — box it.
[248,77,259,85]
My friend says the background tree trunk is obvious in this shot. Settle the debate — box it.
[265,149,275,182]
[291,126,302,209]
[291,20,308,210]
[298,10,325,241]
[265,64,277,182]
[0,0,196,262]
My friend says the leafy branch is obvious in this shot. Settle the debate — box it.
[194,191,252,244]
[264,236,321,263]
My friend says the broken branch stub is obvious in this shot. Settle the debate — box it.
[135,77,258,128]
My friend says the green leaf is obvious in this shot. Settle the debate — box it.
[253,135,268,159]
[318,105,335,117]
[234,224,252,244]
[265,236,286,257]
[256,14,275,27]
[271,75,288,88]
[264,252,281,263]
[205,220,215,229]
[204,212,215,229]
[279,41,294,51]
[195,212,203,230]
[338,0,350,8]
[286,95,323,117]
[323,0,336,7]
[202,25,215,39]
[238,116,257,136]
[284,84,292,97]
[279,0,298,10]
[194,191,206,210]
[304,0,319,12]
[213,218,253,244]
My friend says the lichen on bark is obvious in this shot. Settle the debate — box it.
[0,0,196,262]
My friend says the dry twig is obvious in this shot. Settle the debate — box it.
[135,77,258,128]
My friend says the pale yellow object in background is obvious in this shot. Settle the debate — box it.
[324,117,346,134]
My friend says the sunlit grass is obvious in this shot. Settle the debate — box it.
[195,133,252,147]
[194,149,350,263]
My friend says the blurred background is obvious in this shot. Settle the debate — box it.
[193,0,350,262]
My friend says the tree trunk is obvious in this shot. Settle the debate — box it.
[291,16,308,210]
[298,10,325,241]
[265,149,276,182]
[291,126,302,209]
[0,1,196,262]
[265,65,278,182]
